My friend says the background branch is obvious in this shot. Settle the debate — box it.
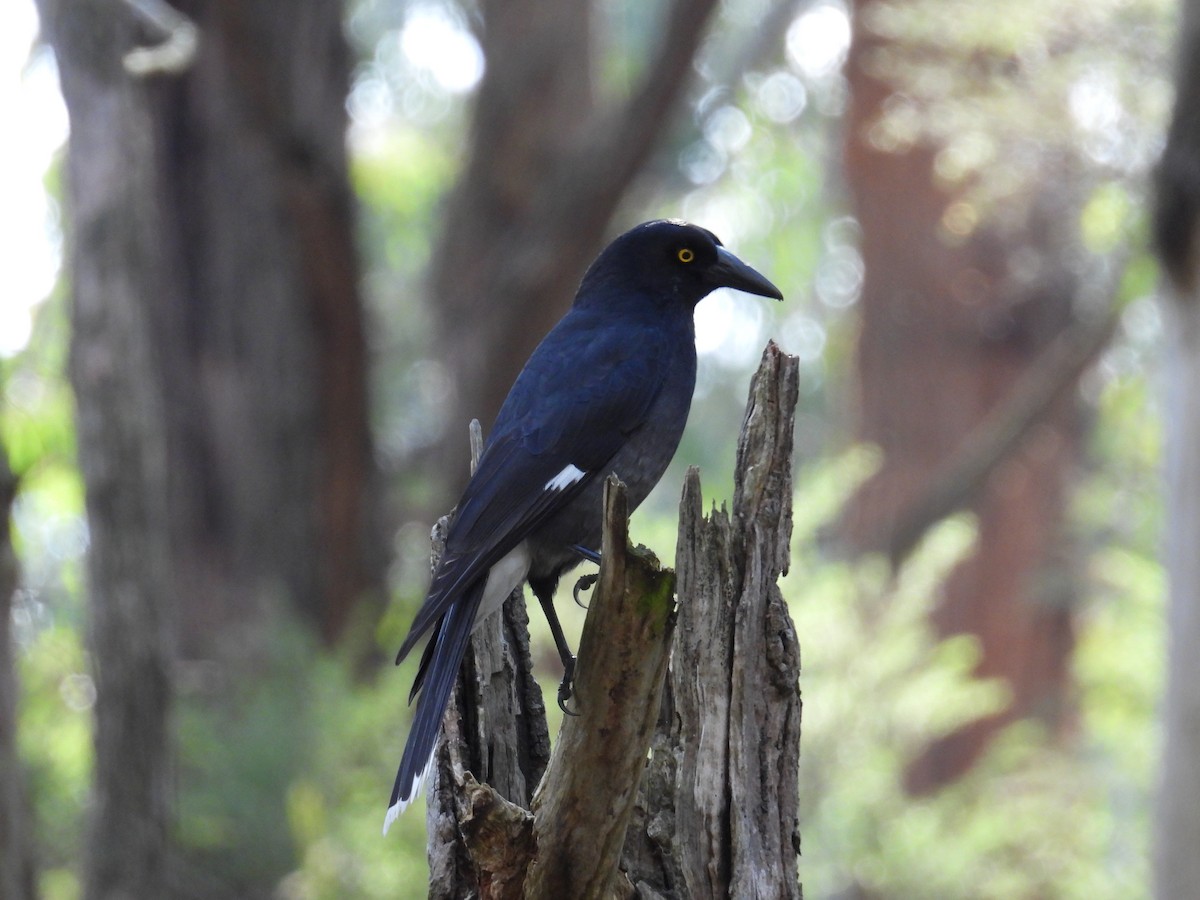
[851,305,1120,567]
[575,0,721,200]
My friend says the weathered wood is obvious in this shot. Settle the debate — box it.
[523,477,677,900]
[425,346,801,898]
[424,476,676,899]
[426,578,551,899]
[726,343,802,899]
[623,341,802,899]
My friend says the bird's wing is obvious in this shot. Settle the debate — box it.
[395,314,669,663]
[385,316,671,825]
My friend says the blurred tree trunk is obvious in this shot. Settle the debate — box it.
[152,0,379,653]
[428,0,720,501]
[1152,0,1200,892]
[839,0,1082,791]
[40,5,178,894]
[42,0,380,660]
[39,0,377,894]
[0,448,37,900]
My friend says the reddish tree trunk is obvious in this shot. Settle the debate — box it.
[841,0,1081,791]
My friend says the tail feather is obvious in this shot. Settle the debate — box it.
[407,543,531,705]
[407,626,439,704]
[385,580,484,833]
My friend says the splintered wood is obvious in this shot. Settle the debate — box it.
[424,344,802,900]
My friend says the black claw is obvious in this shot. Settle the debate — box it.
[573,572,598,609]
[559,692,580,717]
[557,657,579,716]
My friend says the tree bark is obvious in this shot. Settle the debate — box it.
[425,475,675,900]
[524,478,677,900]
[0,448,37,900]
[622,342,802,900]
[425,421,550,899]
[43,0,379,659]
[424,345,802,900]
[840,0,1083,792]
[151,0,377,651]
[425,527,552,900]
[40,0,377,893]
[427,0,721,503]
[36,4,177,894]
[1152,0,1200,893]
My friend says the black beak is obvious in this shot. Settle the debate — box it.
[710,246,784,300]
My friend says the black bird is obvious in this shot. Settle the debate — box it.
[385,219,782,832]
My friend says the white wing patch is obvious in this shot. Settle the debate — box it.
[545,463,586,492]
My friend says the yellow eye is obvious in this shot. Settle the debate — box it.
[677,248,695,263]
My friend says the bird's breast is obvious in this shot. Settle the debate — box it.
[528,339,697,578]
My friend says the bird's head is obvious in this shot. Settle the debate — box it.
[576,219,783,311]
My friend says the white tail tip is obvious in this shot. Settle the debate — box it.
[382,753,435,836]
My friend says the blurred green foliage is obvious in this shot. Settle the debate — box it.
[793,446,1158,898]
[8,430,1163,898]
[16,624,89,900]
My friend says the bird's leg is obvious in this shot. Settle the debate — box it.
[573,573,598,609]
[533,585,580,716]
[571,544,601,564]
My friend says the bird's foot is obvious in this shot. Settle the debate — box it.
[573,572,598,609]
[557,656,579,716]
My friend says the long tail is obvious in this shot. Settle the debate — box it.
[384,580,484,834]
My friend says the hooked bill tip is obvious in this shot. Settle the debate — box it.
[712,246,783,300]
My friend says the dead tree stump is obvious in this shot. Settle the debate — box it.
[622,341,802,899]
[423,342,802,899]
